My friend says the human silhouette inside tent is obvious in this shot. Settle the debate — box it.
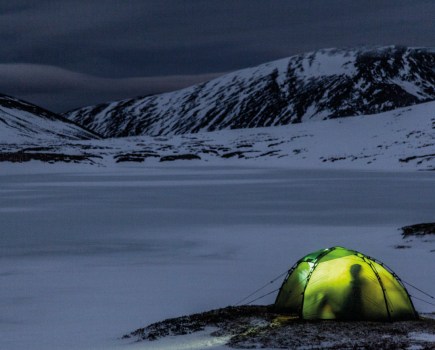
[340,263,364,320]
[316,263,365,319]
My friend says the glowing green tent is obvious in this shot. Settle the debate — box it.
[274,246,418,321]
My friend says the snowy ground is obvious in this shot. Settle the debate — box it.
[0,163,434,350]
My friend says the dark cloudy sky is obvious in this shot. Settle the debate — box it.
[1,0,434,112]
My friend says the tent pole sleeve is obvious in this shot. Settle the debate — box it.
[298,247,337,318]
[273,263,299,308]
[364,258,392,321]
[373,260,421,319]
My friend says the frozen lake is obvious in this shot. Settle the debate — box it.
[1,166,434,349]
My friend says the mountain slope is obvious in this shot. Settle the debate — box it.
[0,94,100,143]
[65,46,435,138]
[7,100,433,170]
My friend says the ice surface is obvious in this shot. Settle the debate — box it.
[0,165,434,350]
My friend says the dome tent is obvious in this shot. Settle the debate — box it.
[274,246,418,321]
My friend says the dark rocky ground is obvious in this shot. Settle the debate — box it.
[401,223,435,238]
[0,151,100,163]
[123,305,435,349]
[397,223,435,252]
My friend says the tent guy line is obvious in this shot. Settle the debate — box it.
[234,270,289,306]
[402,280,435,300]
[409,295,435,307]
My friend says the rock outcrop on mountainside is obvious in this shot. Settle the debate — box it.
[65,46,435,138]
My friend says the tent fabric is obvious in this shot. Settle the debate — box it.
[274,246,418,321]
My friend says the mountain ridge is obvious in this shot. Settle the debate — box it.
[64,46,435,138]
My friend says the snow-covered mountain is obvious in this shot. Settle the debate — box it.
[65,46,435,138]
[5,100,434,171]
[0,94,100,143]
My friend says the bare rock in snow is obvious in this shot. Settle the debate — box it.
[401,223,435,237]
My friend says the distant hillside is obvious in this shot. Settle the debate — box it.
[4,100,433,171]
[65,46,435,138]
[0,94,100,143]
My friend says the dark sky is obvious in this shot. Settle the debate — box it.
[0,0,434,112]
